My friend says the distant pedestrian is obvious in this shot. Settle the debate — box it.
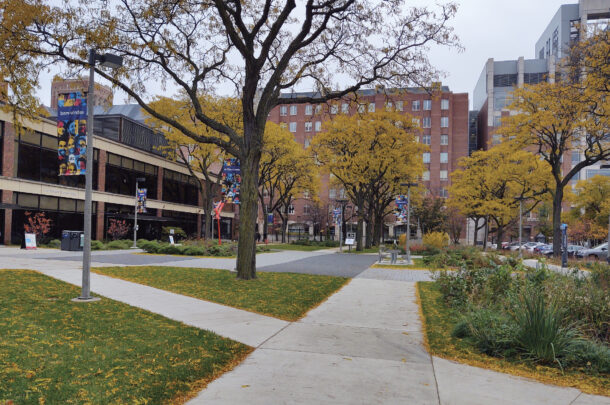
[255,231,261,243]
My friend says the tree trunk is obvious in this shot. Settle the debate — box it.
[236,151,261,280]
[204,183,214,240]
[373,215,383,246]
[356,217,364,251]
[282,218,288,243]
[472,217,479,246]
[496,223,504,248]
[365,215,374,249]
[552,186,564,258]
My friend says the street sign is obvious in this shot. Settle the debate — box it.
[345,238,355,245]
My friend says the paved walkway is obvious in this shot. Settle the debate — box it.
[0,248,607,404]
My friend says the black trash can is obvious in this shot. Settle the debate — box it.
[61,230,72,251]
[61,230,84,251]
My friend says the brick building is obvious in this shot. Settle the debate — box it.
[266,87,469,239]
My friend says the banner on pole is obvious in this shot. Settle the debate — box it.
[395,195,408,222]
[221,158,241,204]
[57,92,88,176]
[332,208,341,225]
[137,188,147,214]
[267,213,274,225]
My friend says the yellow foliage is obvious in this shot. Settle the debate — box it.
[422,232,449,250]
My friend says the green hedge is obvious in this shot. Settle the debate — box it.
[138,240,271,257]
[290,239,339,247]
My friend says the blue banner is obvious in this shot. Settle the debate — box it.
[221,158,241,204]
[137,188,147,214]
[395,195,408,221]
[57,92,88,175]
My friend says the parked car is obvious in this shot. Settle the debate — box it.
[544,245,584,257]
[523,242,544,252]
[576,243,608,260]
[508,242,524,251]
[534,244,552,254]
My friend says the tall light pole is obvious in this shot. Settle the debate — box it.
[401,183,417,265]
[75,49,123,302]
[336,198,348,252]
[515,196,525,259]
[133,177,146,248]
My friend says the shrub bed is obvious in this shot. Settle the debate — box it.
[430,259,609,377]
[138,239,271,257]
[290,239,339,247]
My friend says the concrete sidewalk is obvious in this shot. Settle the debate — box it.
[188,268,609,405]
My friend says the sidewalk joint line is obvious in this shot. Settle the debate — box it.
[568,392,583,405]
[256,322,293,349]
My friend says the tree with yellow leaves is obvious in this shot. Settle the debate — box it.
[146,95,240,240]
[498,29,609,256]
[311,110,424,251]
[259,123,318,243]
[449,141,551,245]
[565,175,610,245]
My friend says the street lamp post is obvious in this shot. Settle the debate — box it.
[133,177,146,248]
[336,199,348,252]
[75,49,123,302]
[400,183,417,265]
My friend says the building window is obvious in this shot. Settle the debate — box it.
[440,170,448,180]
[315,121,321,131]
[493,116,502,127]
[440,188,449,198]
[289,122,297,132]
[440,117,449,128]
[423,153,430,163]
[440,134,449,145]
[305,122,312,132]
[423,100,432,110]
[385,102,393,111]
[493,74,518,87]
[341,103,349,114]
[280,122,287,129]
[441,99,449,110]
[422,171,430,181]
[368,103,375,112]
[572,151,580,164]
[440,152,448,163]
[357,104,365,113]
[412,118,420,127]
[412,100,420,111]
[289,105,297,115]
[280,106,287,116]
[305,105,313,115]
[414,136,420,143]
[315,105,322,114]
[329,188,336,199]
[422,117,431,128]
[304,138,310,148]
[552,28,559,56]
[396,101,403,111]
[422,135,431,145]
[287,205,295,215]
[304,204,311,214]
[330,104,338,114]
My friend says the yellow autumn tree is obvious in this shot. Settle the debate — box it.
[259,123,318,242]
[498,29,610,255]
[448,141,551,245]
[565,175,610,244]
[311,110,425,251]
[146,95,240,240]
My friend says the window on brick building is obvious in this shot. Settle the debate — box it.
[422,171,430,181]
[441,99,449,110]
[341,103,349,114]
[440,134,448,145]
[396,101,403,111]
[440,152,448,163]
[290,105,297,115]
[423,100,431,110]
[305,122,312,132]
[280,122,287,129]
[357,104,365,113]
[422,135,431,145]
[330,104,338,114]
[305,105,313,115]
[368,103,375,112]
[304,204,311,214]
[440,170,448,180]
[422,117,431,128]
[412,118,420,127]
[440,188,449,198]
[385,102,393,111]
[412,100,420,111]
[315,105,322,114]
[423,153,430,163]
[441,117,449,128]
[289,122,297,132]
[315,121,321,131]
[280,106,287,116]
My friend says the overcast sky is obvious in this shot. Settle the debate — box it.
[35,0,573,109]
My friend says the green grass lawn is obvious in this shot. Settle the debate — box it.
[417,281,609,397]
[94,266,348,321]
[343,247,378,254]
[267,243,332,251]
[0,269,251,405]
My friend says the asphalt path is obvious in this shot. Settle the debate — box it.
[258,253,378,277]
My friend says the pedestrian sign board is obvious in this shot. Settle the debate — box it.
[345,238,355,245]
[24,233,37,250]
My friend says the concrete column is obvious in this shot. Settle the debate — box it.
[2,190,13,245]
[97,150,107,192]
[548,55,556,83]
[2,122,15,177]
[517,57,524,88]
[95,201,105,240]
[156,167,163,217]
[389,225,395,238]
[486,58,495,128]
